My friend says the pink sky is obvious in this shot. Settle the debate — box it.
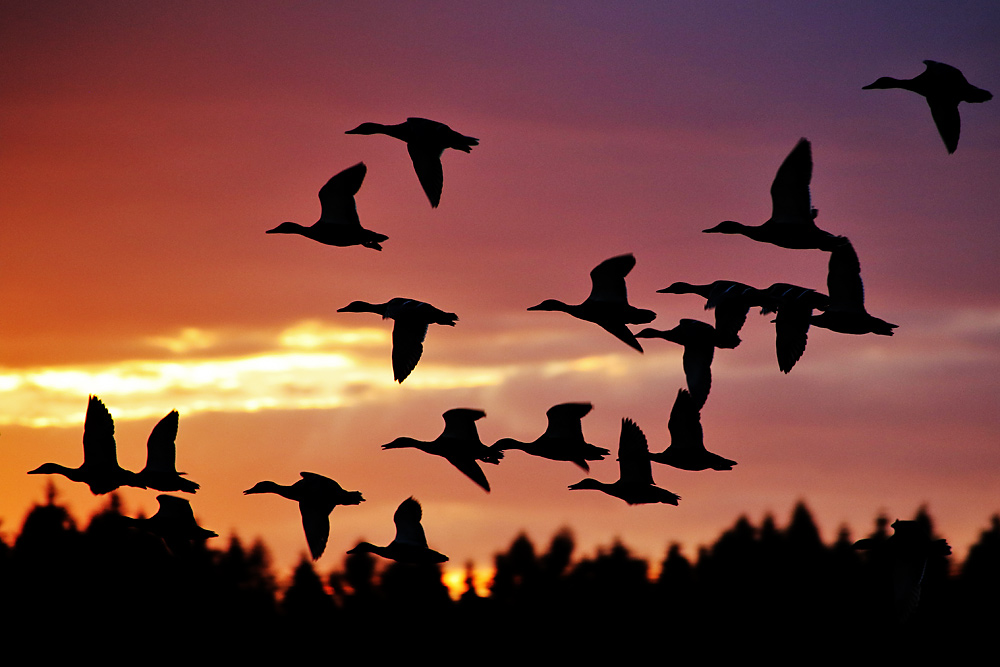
[2,2,998,583]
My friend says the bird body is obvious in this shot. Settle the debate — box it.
[635,319,719,408]
[244,472,364,560]
[703,139,845,251]
[266,162,388,250]
[568,418,680,505]
[650,389,736,471]
[127,494,217,554]
[863,60,992,153]
[657,280,774,349]
[338,297,457,382]
[382,408,502,492]
[345,117,477,207]
[347,497,448,563]
[528,254,655,352]
[136,410,198,493]
[28,395,145,495]
[492,402,609,471]
[810,240,897,336]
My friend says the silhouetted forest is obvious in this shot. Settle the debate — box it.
[3,487,996,658]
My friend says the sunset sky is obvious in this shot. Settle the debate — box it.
[2,1,998,591]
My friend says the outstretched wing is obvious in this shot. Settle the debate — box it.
[83,395,118,468]
[391,319,429,382]
[299,504,331,560]
[617,418,654,485]
[770,138,813,222]
[318,162,366,225]
[407,143,445,208]
[393,497,429,547]
[144,410,179,473]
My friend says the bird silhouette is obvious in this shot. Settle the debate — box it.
[244,472,364,560]
[382,408,502,492]
[127,494,217,554]
[492,402,609,471]
[635,319,719,409]
[810,239,897,337]
[28,395,146,495]
[528,254,655,352]
[135,410,199,493]
[345,117,478,207]
[854,518,951,625]
[266,162,388,250]
[650,389,736,471]
[763,282,830,373]
[337,297,458,383]
[347,497,448,563]
[703,138,845,251]
[657,280,775,349]
[568,418,680,505]
[863,60,993,153]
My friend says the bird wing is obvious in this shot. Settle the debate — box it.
[446,456,491,492]
[667,389,706,453]
[617,418,654,485]
[299,471,346,494]
[770,138,813,221]
[82,395,119,468]
[588,254,635,304]
[681,343,713,408]
[144,410,179,473]
[927,98,961,154]
[299,503,331,560]
[318,162,366,225]
[391,318,428,382]
[543,403,592,440]
[774,302,812,373]
[393,497,429,547]
[826,240,866,312]
[441,408,486,441]
[407,142,444,208]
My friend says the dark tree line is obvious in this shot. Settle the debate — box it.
[2,487,996,658]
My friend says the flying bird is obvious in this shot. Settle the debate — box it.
[568,418,680,506]
[657,280,775,349]
[28,395,145,495]
[650,389,736,471]
[136,410,199,493]
[244,472,364,560]
[347,497,448,563]
[635,319,720,409]
[126,494,217,554]
[528,254,655,352]
[345,117,478,207]
[810,239,897,337]
[763,282,830,373]
[863,60,992,153]
[266,162,388,250]
[337,297,458,383]
[382,408,502,492]
[492,402,610,471]
[703,139,846,251]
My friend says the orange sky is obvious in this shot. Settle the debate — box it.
[2,2,999,584]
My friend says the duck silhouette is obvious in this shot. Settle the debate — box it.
[650,389,736,471]
[347,497,448,563]
[492,402,610,471]
[127,494,217,554]
[863,60,993,153]
[244,472,364,560]
[635,319,719,408]
[657,280,774,349]
[382,408,502,492]
[568,418,680,505]
[28,395,145,495]
[810,239,897,337]
[763,283,830,373]
[528,254,655,352]
[135,410,198,493]
[703,139,845,251]
[345,117,478,207]
[337,297,458,382]
[854,518,951,625]
[266,162,388,250]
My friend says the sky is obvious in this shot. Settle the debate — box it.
[2,1,999,591]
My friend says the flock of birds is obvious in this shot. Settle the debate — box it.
[27,61,990,573]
